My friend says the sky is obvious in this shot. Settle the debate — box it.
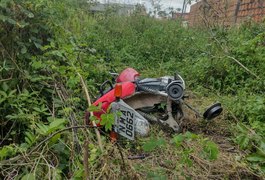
[97,0,196,13]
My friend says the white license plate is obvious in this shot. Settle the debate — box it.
[112,102,135,140]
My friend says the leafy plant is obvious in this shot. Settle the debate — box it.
[172,132,219,165]
[142,137,166,152]
[201,140,219,161]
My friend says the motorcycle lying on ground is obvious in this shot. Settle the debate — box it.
[86,68,223,141]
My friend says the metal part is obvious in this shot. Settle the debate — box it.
[184,102,223,121]
[137,110,158,122]
[166,80,184,101]
[137,98,181,132]
[109,72,119,77]
[183,102,202,118]
[137,84,168,97]
[174,74,186,89]
[161,98,180,132]
[124,93,167,109]
[137,76,185,102]
[99,80,113,97]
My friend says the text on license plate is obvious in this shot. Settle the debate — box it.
[117,108,135,140]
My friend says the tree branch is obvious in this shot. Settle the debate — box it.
[0,125,97,166]
[77,72,103,151]
[226,55,260,79]
[0,76,13,82]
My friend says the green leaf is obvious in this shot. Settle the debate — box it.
[50,134,61,145]
[8,89,16,97]
[0,14,7,21]
[172,134,184,147]
[260,141,265,154]
[100,113,115,131]
[36,123,49,135]
[236,135,250,149]
[237,123,248,133]
[47,118,67,134]
[17,21,29,28]
[50,50,65,58]
[25,131,36,146]
[90,116,100,124]
[2,82,9,91]
[21,47,27,54]
[36,119,67,136]
[23,9,34,18]
[202,141,219,161]
[0,90,7,99]
[143,138,166,152]
[88,103,102,112]
[21,173,35,180]
[0,145,16,160]
[34,42,42,49]
[49,119,67,128]
[32,60,45,69]
[7,18,17,25]
[183,131,198,141]
[247,153,265,162]
[0,0,8,8]
[52,168,62,180]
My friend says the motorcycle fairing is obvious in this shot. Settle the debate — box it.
[116,68,140,83]
[93,82,136,120]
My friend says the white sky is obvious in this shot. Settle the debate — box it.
[98,0,196,12]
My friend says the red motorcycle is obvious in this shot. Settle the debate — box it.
[87,68,222,140]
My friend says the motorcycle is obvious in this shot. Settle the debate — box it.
[86,68,223,140]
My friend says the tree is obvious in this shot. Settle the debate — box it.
[168,6,175,18]
[181,0,198,16]
[150,0,162,17]
[158,10,167,18]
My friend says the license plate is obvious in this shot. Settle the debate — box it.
[112,102,135,140]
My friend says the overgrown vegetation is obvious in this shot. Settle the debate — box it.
[0,0,264,179]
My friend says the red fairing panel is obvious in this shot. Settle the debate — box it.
[92,82,136,123]
[116,68,140,83]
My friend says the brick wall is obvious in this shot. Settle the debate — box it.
[237,0,265,23]
[172,13,189,21]
[188,0,265,27]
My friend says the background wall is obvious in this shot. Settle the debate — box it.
[188,0,265,27]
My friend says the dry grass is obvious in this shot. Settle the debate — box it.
[93,126,259,179]
[89,94,263,180]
